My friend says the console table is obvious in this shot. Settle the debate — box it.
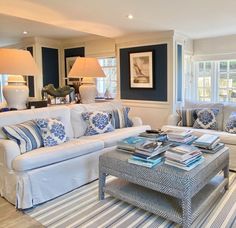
[99,147,229,228]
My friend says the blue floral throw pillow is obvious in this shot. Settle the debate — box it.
[36,118,67,147]
[193,109,219,130]
[225,112,236,134]
[82,111,114,136]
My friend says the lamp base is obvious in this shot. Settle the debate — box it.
[79,84,97,104]
[3,75,29,110]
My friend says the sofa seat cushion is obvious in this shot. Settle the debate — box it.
[13,139,104,171]
[80,125,151,148]
[162,125,236,146]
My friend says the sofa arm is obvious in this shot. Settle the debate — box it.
[167,114,179,126]
[131,116,143,127]
[0,139,20,170]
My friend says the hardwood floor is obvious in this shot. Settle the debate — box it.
[0,197,43,228]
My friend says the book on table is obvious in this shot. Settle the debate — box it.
[165,144,202,162]
[199,142,225,153]
[165,129,197,145]
[166,129,193,139]
[139,131,167,141]
[165,156,204,171]
[193,134,219,149]
[134,141,172,159]
[165,144,203,170]
[128,154,164,168]
[117,136,147,152]
[117,136,170,154]
[168,135,198,145]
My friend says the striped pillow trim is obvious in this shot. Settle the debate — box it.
[177,109,196,127]
[2,120,43,154]
[111,107,133,129]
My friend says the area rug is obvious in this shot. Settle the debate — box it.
[25,173,236,228]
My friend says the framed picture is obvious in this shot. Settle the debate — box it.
[66,56,77,76]
[65,56,81,85]
[129,51,153,88]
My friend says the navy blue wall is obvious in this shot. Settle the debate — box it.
[42,47,59,87]
[120,44,168,101]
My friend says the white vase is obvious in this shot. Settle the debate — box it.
[3,75,29,109]
[79,84,97,104]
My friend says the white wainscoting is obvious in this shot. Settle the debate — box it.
[122,100,171,129]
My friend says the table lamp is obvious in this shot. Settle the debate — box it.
[0,49,39,109]
[68,57,106,103]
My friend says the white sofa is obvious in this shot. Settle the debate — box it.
[162,101,236,171]
[0,101,150,209]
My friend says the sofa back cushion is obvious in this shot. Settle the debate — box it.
[223,103,236,130]
[70,101,124,138]
[184,100,224,130]
[0,106,73,139]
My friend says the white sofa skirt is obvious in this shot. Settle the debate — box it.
[0,147,115,209]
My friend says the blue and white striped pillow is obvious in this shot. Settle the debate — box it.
[111,107,133,129]
[2,120,43,154]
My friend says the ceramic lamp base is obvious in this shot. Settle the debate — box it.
[3,75,29,109]
[79,84,97,104]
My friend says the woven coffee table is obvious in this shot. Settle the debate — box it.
[99,147,229,228]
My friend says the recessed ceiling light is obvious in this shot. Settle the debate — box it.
[127,14,133,20]
[23,31,28,35]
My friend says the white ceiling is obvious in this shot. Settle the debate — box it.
[0,14,89,46]
[0,0,236,46]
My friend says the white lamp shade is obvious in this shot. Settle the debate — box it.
[0,48,39,109]
[68,57,105,78]
[0,48,39,75]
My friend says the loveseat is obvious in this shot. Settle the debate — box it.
[0,101,150,209]
[162,100,236,171]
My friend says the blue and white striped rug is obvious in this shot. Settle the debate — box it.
[26,173,236,228]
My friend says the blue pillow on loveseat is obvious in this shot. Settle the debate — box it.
[225,112,236,134]
[82,111,114,136]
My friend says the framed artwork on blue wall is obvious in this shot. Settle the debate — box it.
[65,56,81,85]
[129,51,153,88]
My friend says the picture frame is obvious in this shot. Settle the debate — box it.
[65,56,81,85]
[129,51,153,88]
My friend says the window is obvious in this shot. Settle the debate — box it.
[218,60,236,102]
[0,74,8,103]
[186,59,236,103]
[97,57,117,98]
[196,62,213,102]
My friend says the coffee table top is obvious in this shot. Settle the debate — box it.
[99,147,229,198]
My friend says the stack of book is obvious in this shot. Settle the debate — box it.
[166,129,197,145]
[193,134,225,153]
[128,141,171,168]
[117,136,147,153]
[165,144,204,171]
[139,130,167,142]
